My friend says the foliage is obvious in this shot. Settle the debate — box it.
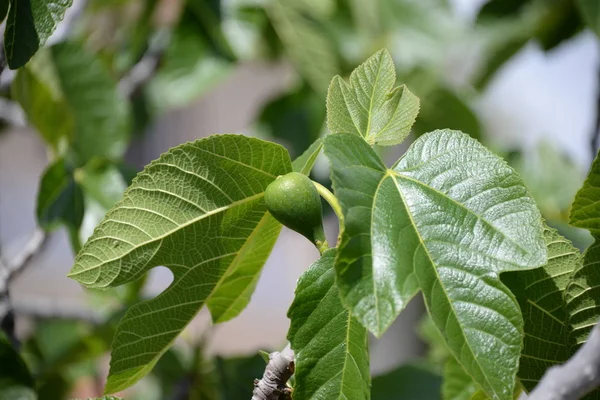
[3,0,600,399]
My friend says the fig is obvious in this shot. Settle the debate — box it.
[265,172,326,248]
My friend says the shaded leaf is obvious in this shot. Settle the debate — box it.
[327,49,419,146]
[68,134,291,392]
[12,51,73,150]
[36,158,84,233]
[413,87,480,141]
[371,363,442,400]
[570,151,600,234]
[287,249,370,399]
[501,226,580,392]
[146,10,231,113]
[292,138,323,175]
[50,42,131,164]
[324,130,546,399]
[0,0,8,23]
[215,353,268,399]
[268,0,339,93]
[578,0,600,37]
[4,0,72,68]
[0,333,36,400]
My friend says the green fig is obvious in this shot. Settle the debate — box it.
[265,172,326,248]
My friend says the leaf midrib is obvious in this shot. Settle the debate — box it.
[387,172,498,397]
[69,192,265,278]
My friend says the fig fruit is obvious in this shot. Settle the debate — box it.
[265,172,326,247]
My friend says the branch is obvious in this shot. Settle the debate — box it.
[252,343,295,400]
[529,322,600,400]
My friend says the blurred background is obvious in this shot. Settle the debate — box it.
[1,0,599,398]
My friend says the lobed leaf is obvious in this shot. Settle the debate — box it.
[68,134,291,392]
[324,130,546,399]
[326,49,419,146]
[287,249,370,399]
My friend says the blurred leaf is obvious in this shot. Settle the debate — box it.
[259,84,325,159]
[287,249,370,399]
[268,0,339,93]
[68,135,291,392]
[371,363,442,400]
[477,0,531,20]
[4,0,72,68]
[12,64,73,151]
[501,226,580,393]
[413,87,480,140]
[87,397,124,400]
[147,11,231,113]
[215,354,267,399]
[535,0,582,51]
[36,373,69,400]
[257,350,270,364]
[0,333,36,400]
[324,131,546,398]
[78,161,128,210]
[327,49,419,146]
[443,357,478,400]
[578,0,600,37]
[50,42,131,164]
[292,138,323,175]
[187,0,235,60]
[418,315,450,369]
[36,158,84,234]
[512,142,583,221]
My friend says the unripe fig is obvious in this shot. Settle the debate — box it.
[265,172,326,247]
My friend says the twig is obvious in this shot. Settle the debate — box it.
[529,322,600,400]
[252,343,295,400]
[0,229,48,346]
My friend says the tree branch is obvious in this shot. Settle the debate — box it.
[252,343,295,400]
[529,322,600,400]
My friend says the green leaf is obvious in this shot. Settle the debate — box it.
[146,10,231,113]
[36,158,84,233]
[578,0,600,37]
[566,239,600,348]
[413,87,481,141]
[371,363,442,400]
[570,151,600,234]
[268,0,339,93]
[443,357,478,400]
[292,138,323,175]
[50,42,131,164]
[323,130,546,399]
[78,161,128,210]
[287,249,370,399]
[0,333,36,400]
[326,49,420,146]
[67,134,291,392]
[501,226,580,392]
[4,0,72,68]
[12,51,73,150]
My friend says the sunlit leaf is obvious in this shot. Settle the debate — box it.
[68,134,291,392]
[326,49,419,146]
[287,249,370,399]
[4,0,72,68]
[324,130,546,399]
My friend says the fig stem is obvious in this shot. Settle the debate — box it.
[312,181,344,236]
